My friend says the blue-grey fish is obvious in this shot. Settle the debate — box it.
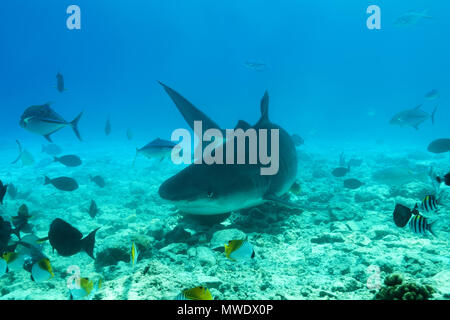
[394,10,432,27]
[244,61,268,72]
[425,89,439,100]
[53,155,82,167]
[19,103,83,142]
[389,105,437,130]
[427,139,450,154]
[56,73,65,93]
[42,143,62,156]
[44,176,79,192]
[90,175,106,188]
[343,178,364,190]
[133,138,178,165]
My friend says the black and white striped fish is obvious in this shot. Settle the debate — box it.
[408,212,436,236]
[420,195,439,214]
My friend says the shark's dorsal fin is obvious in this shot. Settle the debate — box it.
[159,82,222,136]
[260,91,269,122]
[255,91,269,127]
[414,104,423,110]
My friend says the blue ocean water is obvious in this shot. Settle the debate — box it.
[0,1,449,300]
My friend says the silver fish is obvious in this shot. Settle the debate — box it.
[390,105,437,130]
[20,103,82,142]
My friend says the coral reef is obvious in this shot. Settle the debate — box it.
[374,273,435,300]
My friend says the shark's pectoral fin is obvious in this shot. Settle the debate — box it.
[263,193,302,210]
[159,82,223,136]
[44,134,53,143]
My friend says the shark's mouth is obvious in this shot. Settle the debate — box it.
[171,197,265,216]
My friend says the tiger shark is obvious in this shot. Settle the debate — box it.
[158,83,299,215]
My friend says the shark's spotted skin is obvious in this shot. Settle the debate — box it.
[158,83,299,215]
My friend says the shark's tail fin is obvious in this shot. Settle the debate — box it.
[70,112,83,141]
[260,91,269,122]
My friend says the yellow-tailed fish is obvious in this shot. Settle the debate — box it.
[31,258,54,282]
[2,252,25,272]
[69,277,102,300]
[289,181,301,195]
[131,242,139,268]
[175,286,213,300]
[225,240,255,261]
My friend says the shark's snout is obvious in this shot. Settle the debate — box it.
[158,178,179,201]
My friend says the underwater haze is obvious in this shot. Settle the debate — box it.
[0,0,449,300]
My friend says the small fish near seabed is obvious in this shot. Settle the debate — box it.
[21,245,54,282]
[8,236,55,282]
[134,138,178,165]
[436,173,450,187]
[130,242,139,268]
[11,140,35,167]
[348,158,363,167]
[427,139,450,154]
[88,200,99,218]
[420,195,439,214]
[11,204,34,236]
[244,61,268,72]
[53,155,82,167]
[408,205,436,237]
[425,89,439,100]
[0,181,8,205]
[105,118,111,136]
[7,183,18,200]
[394,10,432,27]
[393,203,436,237]
[289,181,302,196]
[332,166,350,178]
[47,218,99,259]
[42,143,62,156]
[90,175,106,188]
[175,286,213,300]
[44,176,79,192]
[343,178,364,190]
[19,103,83,142]
[393,204,414,227]
[68,277,102,300]
[225,239,255,261]
[390,105,437,130]
[0,216,13,254]
[55,73,66,93]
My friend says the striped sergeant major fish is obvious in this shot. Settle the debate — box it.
[420,195,439,214]
[409,204,436,237]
